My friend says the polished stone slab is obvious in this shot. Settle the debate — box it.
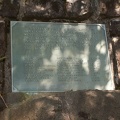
[11,21,115,92]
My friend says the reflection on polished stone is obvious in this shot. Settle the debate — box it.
[11,21,115,92]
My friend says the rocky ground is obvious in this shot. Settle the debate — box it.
[0,0,120,120]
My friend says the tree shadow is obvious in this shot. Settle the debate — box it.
[8,95,65,120]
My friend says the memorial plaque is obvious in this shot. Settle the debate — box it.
[11,21,115,92]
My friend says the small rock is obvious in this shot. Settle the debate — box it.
[0,0,19,18]
[24,0,65,19]
[109,18,120,36]
[66,0,93,20]
[100,0,120,17]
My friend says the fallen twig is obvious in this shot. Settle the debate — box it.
[0,94,8,108]
[0,57,6,62]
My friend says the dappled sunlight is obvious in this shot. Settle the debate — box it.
[96,40,106,54]
[80,54,89,74]
[93,78,114,90]
[106,93,114,99]
[47,107,55,117]
[35,5,45,11]
[66,0,89,16]
[97,25,102,30]
[61,23,72,33]
[47,96,59,101]
[105,80,115,90]
[86,91,97,97]
[94,57,101,72]
[61,23,88,35]
[40,79,53,90]
[105,65,110,71]
[74,24,87,33]
[115,4,120,14]
[62,113,72,120]
[11,22,115,91]
[21,56,26,61]
[12,66,16,72]
[97,24,105,31]
[43,58,52,66]
[82,61,89,74]
[112,37,119,43]
[62,112,75,120]
[87,99,96,108]
[85,92,98,108]
[63,49,74,59]
[51,46,62,65]
[81,43,90,74]
[35,101,44,109]
[95,85,104,90]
